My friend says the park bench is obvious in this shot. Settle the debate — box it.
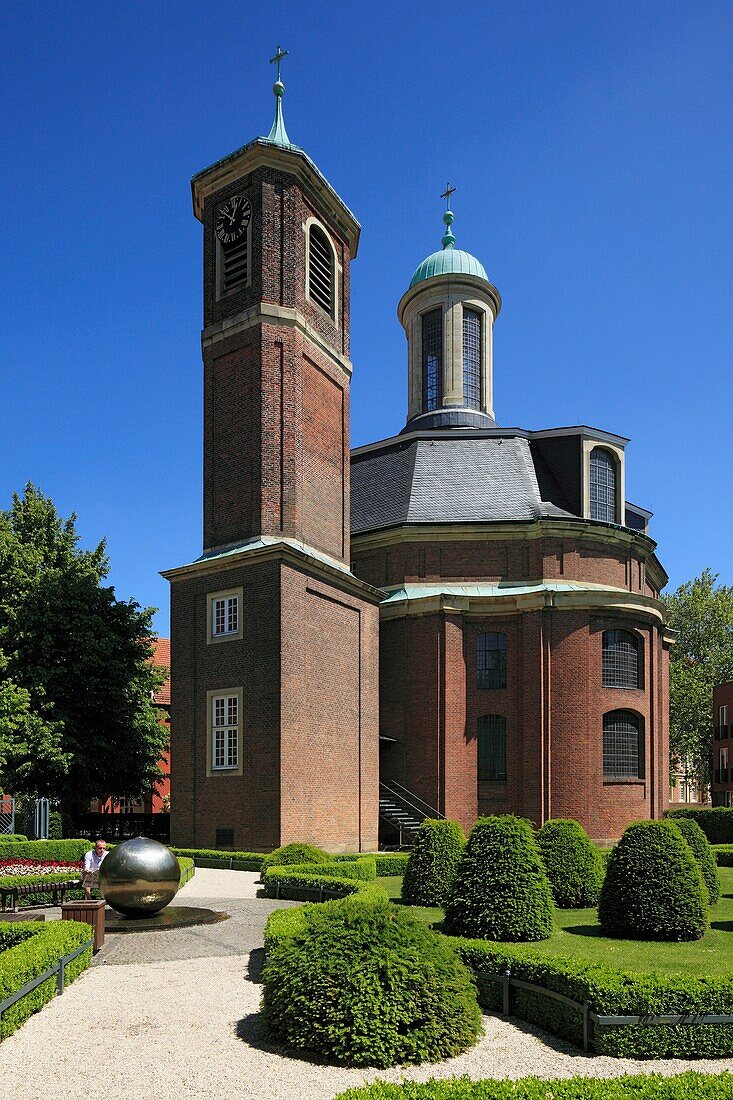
[0,879,82,914]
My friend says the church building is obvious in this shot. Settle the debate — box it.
[164,59,672,850]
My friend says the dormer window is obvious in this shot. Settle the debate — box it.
[590,447,617,523]
[462,307,482,409]
[307,224,335,317]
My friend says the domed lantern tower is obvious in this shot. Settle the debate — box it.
[398,190,501,432]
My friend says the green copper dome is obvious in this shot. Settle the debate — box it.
[409,205,488,288]
[409,247,489,288]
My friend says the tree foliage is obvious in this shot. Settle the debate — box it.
[0,485,167,806]
[664,569,733,787]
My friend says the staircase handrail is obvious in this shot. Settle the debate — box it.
[379,780,445,822]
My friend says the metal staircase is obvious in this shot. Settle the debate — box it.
[378,780,444,849]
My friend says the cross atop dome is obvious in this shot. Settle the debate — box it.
[440,183,457,249]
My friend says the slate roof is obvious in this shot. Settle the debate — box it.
[350,435,575,535]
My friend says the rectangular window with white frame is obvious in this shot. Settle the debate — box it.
[207,688,243,776]
[207,588,243,644]
[720,705,728,729]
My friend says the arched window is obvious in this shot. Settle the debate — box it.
[602,629,641,689]
[603,710,644,779]
[590,447,617,523]
[477,632,507,690]
[307,224,335,316]
[422,309,443,412]
[478,715,507,781]
[462,307,482,409]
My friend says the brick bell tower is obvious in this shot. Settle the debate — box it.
[163,53,381,853]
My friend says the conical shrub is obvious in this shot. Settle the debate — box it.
[402,819,465,907]
[598,820,708,941]
[537,818,605,908]
[444,815,555,941]
[674,816,720,905]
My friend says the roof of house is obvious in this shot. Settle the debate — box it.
[150,638,171,707]
[350,434,574,535]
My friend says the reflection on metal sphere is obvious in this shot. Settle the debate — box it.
[99,837,180,917]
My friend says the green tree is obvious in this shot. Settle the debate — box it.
[664,569,733,786]
[0,485,167,809]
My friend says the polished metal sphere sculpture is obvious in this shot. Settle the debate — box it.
[99,836,180,917]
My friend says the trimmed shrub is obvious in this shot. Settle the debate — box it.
[401,819,465,907]
[171,847,266,871]
[0,840,90,863]
[260,842,332,874]
[453,933,733,1059]
[674,817,720,905]
[537,818,604,907]
[177,857,195,887]
[0,835,28,843]
[666,806,733,844]
[333,1073,733,1099]
[262,866,382,902]
[444,816,555,942]
[599,820,708,941]
[48,813,63,840]
[0,919,92,1037]
[335,852,410,876]
[262,895,481,1066]
[714,844,733,866]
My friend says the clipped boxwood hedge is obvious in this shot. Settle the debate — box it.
[715,844,733,866]
[333,1073,733,1099]
[666,806,733,844]
[335,852,409,876]
[674,817,720,905]
[0,835,28,843]
[171,847,266,871]
[177,857,195,887]
[445,816,555,942]
[0,839,90,863]
[537,818,604,907]
[0,919,93,1038]
[262,864,381,902]
[402,819,465,907]
[263,894,481,1067]
[599,820,708,941]
[452,935,733,1058]
[260,843,332,874]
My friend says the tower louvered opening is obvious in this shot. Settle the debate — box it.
[221,235,249,294]
[308,225,334,315]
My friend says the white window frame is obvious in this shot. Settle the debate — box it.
[206,688,243,777]
[207,587,243,644]
[720,705,728,728]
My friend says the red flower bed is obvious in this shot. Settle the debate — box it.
[0,859,82,877]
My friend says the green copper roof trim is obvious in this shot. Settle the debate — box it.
[409,247,489,288]
[267,78,292,146]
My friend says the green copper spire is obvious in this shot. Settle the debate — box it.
[441,183,456,249]
[267,45,292,146]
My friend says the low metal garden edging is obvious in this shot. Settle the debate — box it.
[477,969,733,1053]
[0,938,93,1036]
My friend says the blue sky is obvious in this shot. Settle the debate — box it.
[2,2,732,635]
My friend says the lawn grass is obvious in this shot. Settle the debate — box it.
[376,867,733,977]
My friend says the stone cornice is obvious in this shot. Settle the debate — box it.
[191,139,360,258]
[378,581,667,625]
[162,536,383,606]
[201,303,353,377]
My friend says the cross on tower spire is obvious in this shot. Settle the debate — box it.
[266,45,292,146]
[441,183,456,249]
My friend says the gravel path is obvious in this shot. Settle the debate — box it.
[1,869,730,1099]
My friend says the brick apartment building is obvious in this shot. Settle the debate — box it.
[163,67,672,851]
[712,681,733,807]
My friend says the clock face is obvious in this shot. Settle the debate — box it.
[215,195,251,244]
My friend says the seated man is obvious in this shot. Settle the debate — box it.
[82,836,108,898]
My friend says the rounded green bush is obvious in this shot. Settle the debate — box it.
[598,820,708,941]
[537,818,604,908]
[401,819,465,907]
[260,842,333,874]
[674,817,720,906]
[444,815,555,942]
[263,896,481,1067]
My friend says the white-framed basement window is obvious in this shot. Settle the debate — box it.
[207,588,243,644]
[207,688,243,776]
